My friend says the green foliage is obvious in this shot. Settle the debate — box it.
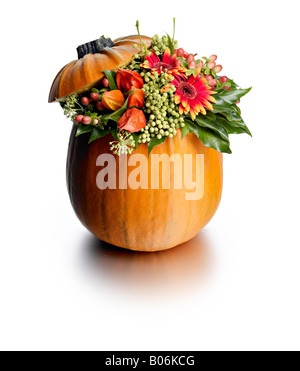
[181,85,251,154]
[148,135,167,154]
[103,70,118,90]
[57,21,252,156]
[184,119,232,154]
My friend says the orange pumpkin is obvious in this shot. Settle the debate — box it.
[67,126,223,252]
[48,35,151,102]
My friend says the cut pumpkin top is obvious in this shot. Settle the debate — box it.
[48,35,152,103]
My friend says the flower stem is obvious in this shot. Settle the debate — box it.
[172,18,176,44]
[136,20,142,51]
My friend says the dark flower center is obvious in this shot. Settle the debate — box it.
[154,62,173,70]
[177,81,197,99]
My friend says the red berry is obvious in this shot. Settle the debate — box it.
[208,79,218,87]
[197,60,204,69]
[175,59,182,67]
[102,78,109,88]
[81,97,90,106]
[75,115,84,123]
[97,102,105,111]
[90,92,100,101]
[186,54,195,63]
[207,61,216,69]
[183,51,188,58]
[188,60,196,69]
[222,86,231,91]
[205,74,213,81]
[209,55,217,62]
[82,116,92,125]
[176,48,185,57]
[214,65,223,73]
[219,76,228,84]
[93,118,99,124]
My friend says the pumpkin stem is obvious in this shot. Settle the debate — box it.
[77,36,114,59]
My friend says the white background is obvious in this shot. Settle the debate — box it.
[0,0,299,351]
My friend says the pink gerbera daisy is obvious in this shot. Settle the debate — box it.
[141,48,185,77]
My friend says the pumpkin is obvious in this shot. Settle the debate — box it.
[67,126,223,252]
[48,35,152,102]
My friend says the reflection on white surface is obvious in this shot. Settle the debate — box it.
[80,232,213,296]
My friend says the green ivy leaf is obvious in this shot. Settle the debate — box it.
[89,128,110,143]
[211,97,233,113]
[217,87,252,104]
[148,136,167,155]
[184,120,232,154]
[194,113,229,142]
[102,91,135,123]
[110,126,118,140]
[217,109,252,136]
[103,70,118,90]
[107,108,127,122]
[181,124,190,139]
[76,125,94,137]
[215,115,251,135]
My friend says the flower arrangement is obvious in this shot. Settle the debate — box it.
[59,20,251,155]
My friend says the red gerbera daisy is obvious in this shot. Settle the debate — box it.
[141,48,185,77]
[167,75,217,120]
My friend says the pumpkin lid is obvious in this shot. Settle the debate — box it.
[48,35,152,103]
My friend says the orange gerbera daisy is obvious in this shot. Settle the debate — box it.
[168,75,217,120]
[141,48,185,77]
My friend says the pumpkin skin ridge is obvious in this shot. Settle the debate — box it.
[66,127,223,252]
